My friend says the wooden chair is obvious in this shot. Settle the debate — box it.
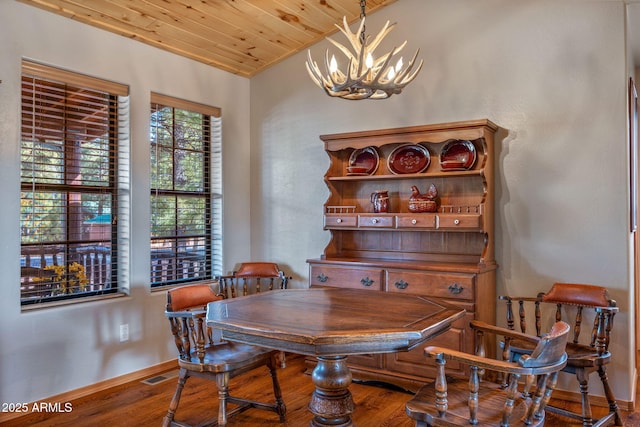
[406,320,570,427]
[216,262,289,298]
[499,282,622,427]
[163,282,286,427]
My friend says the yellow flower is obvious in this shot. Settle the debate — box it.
[35,262,89,294]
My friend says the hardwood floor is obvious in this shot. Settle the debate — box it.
[3,354,638,426]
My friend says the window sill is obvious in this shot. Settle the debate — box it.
[21,292,129,312]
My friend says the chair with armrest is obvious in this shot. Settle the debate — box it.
[498,282,622,427]
[215,262,290,368]
[406,320,570,427]
[216,262,289,298]
[163,282,286,427]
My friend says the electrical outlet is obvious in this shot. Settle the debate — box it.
[120,324,129,342]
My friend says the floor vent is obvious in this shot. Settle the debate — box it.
[141,369,179,386]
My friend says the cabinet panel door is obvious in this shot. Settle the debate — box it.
[386,270,475,301]
[309,265,383,290]
[385,311,473,378]
[347,353,382,369]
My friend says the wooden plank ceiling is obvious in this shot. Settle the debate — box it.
[18,0,398,77]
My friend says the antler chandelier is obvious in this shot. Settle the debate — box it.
[305,0,423,100]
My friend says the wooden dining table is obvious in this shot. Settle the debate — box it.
[206,287,466,427]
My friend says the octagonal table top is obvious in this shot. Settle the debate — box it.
[206,287,466,356]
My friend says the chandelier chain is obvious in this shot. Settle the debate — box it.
[359,0,367,44]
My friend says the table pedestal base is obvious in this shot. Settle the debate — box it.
[308,355,355,427]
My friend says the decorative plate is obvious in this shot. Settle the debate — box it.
[387,144,431,175]
[440,140,477,170]
[348,146,379,175]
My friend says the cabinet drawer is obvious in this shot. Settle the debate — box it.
[438,213,482,229]
[309,265,383,290]
[324,214,357,228]
[358,214,394,228]
[396,214,436,229]
[386,270,474,301]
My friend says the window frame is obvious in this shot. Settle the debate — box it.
[19,60,130,308]
[149,93,222,288]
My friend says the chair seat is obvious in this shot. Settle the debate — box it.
[179,341,278,373]
[507,339,611,368]
[407,379,546,427]
[565,343,611,367]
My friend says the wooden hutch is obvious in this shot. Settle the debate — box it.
[307,119,498,391]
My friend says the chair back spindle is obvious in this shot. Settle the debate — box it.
[216,262,289,299]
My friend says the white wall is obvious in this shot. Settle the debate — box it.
[0,1,252,404]
[251,0,635,402]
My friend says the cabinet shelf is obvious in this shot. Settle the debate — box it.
[328,170,483,181]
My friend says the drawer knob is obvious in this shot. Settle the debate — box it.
[360,277,374,287]
[411,219,417,225]
[394,280,409,290]
[316,273,328,283]
[372,218,379,224]
[336,218,342,223]
[454,219,460,225]
[448,283,464,294]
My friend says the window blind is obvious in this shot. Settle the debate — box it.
[20,60,129,306]
[150,93,222,287]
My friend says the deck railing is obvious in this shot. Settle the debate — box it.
[150,248,207,285]
[21,245,207,300]
[20,245,111,300]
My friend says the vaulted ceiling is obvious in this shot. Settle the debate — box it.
[18,0,398,77]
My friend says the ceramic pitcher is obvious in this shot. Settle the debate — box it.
[370,190,389,213]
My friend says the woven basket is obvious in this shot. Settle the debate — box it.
[408,199,437,213]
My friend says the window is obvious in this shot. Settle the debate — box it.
[20,60,130,306]
[150,93,222,287]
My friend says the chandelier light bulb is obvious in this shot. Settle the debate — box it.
[329,55,338,73]
[387,67,396,80]
[365,53,374,69]
[305,14,423,100]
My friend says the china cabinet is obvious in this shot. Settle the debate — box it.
[307,119,499,391]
